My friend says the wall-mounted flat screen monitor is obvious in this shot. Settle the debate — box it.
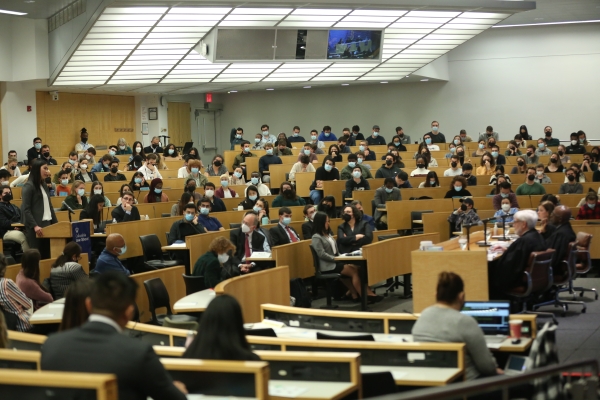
[326,29,382,60]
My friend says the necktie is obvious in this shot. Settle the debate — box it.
[286,226,298,243]
[245,233,251,258]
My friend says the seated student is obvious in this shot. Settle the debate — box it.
[129,141,145,162]
[91,154,113,173]
[230,167,246,185]
[239,185,259,210]
[74,158,98,183]
[288,126,306,144]
[394,126,411,144]
[26,137,43,164]
[116,185,137,206]
[359,140,377,161]
[230,212,271,269]
[168,203,206,244]
[493,198,519,223]
[412,272,499,380]
[444,176,472,198]
[490,144,506,166]
[107,145,120,162]
[546,205,577,274]
[116,138,132,155]
[535,138,552,156]
[39,145,56,164]
[184,295,259,361]
[143,178,169,203]
[475,152,495,176]
[91,181,112,206]
[258,143,282,184]
[301,204,316,240]
[203,182,226,212]
[128,154,144,172]
[289,155,316,181]
[395,171,412,188]
[233,141,257,177]
[245,171,272,196]
[340,153,372,180]
[111,192,141,222]
[162,143,181,161]
[376,154,402,179]
[0,253,32,332]
[448,198,482,233]
[560,168,584,194]
[422,133,440,151]
[410,155,430,177]
[346,166,370,193]
[444,155,463,177]
[50,242,88,300]
[489,166,511,186]
[274,138,293,156]
[524,144,539,165]
[312,211,381,302]
[144,136,164,154]
[95,234,130,275]
[185,159,207,188]
[350,200,374,231]
[534,163,552,184]
[59,279,92,332]
[192,238,243,288]
[197,197,225,232]
[273,181,306,207]
[205,154,228,177]
[138,153,163,181]
[0,186,29,251]
[130,171,149,191]
[172,192,194,217]
[1,157,22,178]
[581,152,597,173]
[338,136,351,154]
[537,200,557,240]
[374,178,401,225]
[55,170,72,197]
[488,210,546,298]
[182,178,201,203]
[79,147,97,165]
[104,159,126,181]
[297,143,318,164]
[510,155,528,175]
[215,174,238,199]
[366,125,386,146]
[308,129,325,152]
[415,144,437,167]
[390,135,407,152]
[516,167,547,195]
[337,204,373,254]
[269,207,301,247]
[492,181,519,211]
[16,249,53,309]
[505,140,522,157]
[576,192,600,220]
[61,180,88,211]
[80,194,107,232]
[253,198,270,226]
[566,132,586,155]
[461,163,477,186]
[418,171,440,188]
[41,271,188,399]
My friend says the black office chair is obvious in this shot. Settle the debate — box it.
[361,372,398,398]
[161,213,171,218]
[139,234,179,270]
[309,245,341,309]
[182,274,207,295]
[316,332,374,341]
[165,232,170,243]
[229,223,241,229]
[143,278,197,326]
[3,240,23,263]
[410,210,433,235]
[270,219,279,224]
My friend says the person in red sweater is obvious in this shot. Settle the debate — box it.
[16,249,53,310]
[576,192,600,220]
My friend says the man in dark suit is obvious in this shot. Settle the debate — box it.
[546,206,576,274]
[41,272,187,400]
[110,192,141,222]
[270,207,301,247]
[488,210,547,299]
[144,136,164,154]
[301,205,316,240]
[230,211,271,270]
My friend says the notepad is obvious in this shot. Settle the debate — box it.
[269,385,308,398]
[49,304,64,309]
[169,242,187,248]
[32,313,55,318]
[250,252,271,258]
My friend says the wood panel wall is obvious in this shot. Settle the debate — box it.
[167,102,191,148]
[36,92,136,157]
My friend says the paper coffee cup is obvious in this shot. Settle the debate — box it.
[509,319,523,338]
[238,206,244,211]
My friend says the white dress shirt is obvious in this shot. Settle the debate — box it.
[40,185,52,221]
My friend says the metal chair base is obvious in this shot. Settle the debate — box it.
[572,286,598,300]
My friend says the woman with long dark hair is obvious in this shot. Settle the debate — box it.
[172,192,193,217]
[317,195,337,219]
[272,181,306,207]
[163,144,181,160]
[337,205,373,254]
[130,141,146,162]
[21,159,57,257]
[16,249,53,309]
[183,295,259,361]
[59,279,93,331]
[238,185,259,210]
[50,242,88,299]
[80,194,106,232]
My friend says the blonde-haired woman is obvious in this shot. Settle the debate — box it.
[192,237,239,288]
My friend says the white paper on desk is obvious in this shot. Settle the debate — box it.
[176,302,197,307]
[48,304,64,309]
[251,252,271,258]
[269,385,308,398]
[486,342,503,349]
[391,371,408,380]
[169,242,187,248]
[31,313,54,318]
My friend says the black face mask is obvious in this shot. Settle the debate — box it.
[342,214,352,222]
[45,177,52,184]
[417,164,425,169]
[214,160,222,167]
[385,160,393,166]
[451,162,458,168]
[43,152,50,158]
[463,173,471,178]
[110,167,118,173]
[152,143,159,148]
[460,204,468,211]
[526,151,532,156]
[2,193,12,202]
[65,168,72,174]
[545,132,552,137]
[550,158,557,163]
[517,161,524,166]
[81,137,87,143]
[567,175,576,182]
[558,151,564,156]
[188,186,196,192]
[9,165,16,170]
[528,174,535,181]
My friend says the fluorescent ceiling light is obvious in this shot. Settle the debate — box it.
[390,23,443,29]
[450,18,500,25]
[399,17,452,23]
[99,15,162,21]
[0,8,27,15]
[229,90,238,93]
[105,7,167,14]
[291,9,350,15]
[53,81,106,85]
[341,16,398,22]
[461,12,510,19]
[493,20,600,28]
[407,11,460,18]
[311,77,354,81]
[420,79,429,81]
[219,21,278,27]
[163,14,223,21]
[341,83,349,86]
[225,15,284,21]
[284,16,341,21]
[263,78,309,82]
[107,79,159,84]
[335,22,390,28]
[168,8,232,14]
[95,21,156,27]
[303,86,311,88]
[231,8,292,14]
[351,10,406,17]
[227,63,280,69]
[381,81,388,83]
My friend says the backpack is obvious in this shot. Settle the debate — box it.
[289,278,312,308]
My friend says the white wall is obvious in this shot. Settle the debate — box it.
[0,15,49,82]
[214,23,600,151]
[0,81,40,159]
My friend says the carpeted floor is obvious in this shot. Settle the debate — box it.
[312,277,600,366]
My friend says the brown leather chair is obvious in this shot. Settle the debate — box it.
[506,249,557,324]
[533,242,586,315]
[572,232,598,300]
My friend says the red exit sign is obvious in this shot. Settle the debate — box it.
[205,93,212,103]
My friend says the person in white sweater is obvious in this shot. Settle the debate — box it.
[288,155,316,181]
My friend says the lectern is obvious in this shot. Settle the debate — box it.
[41,221,93,258]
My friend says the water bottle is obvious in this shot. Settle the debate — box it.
[493,222,498,237]
[261,216,269,226]
[145,215,149,220]
[185,330,195,348]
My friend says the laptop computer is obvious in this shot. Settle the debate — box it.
[461,301,510,343]
[504,355,528,376]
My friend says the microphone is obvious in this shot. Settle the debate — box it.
[62,201,75,214]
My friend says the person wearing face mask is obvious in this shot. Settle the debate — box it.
[410,156,430,177]
[448,198,481,233]
[129,171,148,192]
[337,136,351,154]
[301,205,316,240]
[259,124,278,146]
[182,178,201,203]
[230,127,245,150]
[27,137,44,165]
[339,154,372,180]
[103,160,126,182]
[566,132,586,155]
[443,176,472,199]
[39,145,57,166]
[90,181,112,207]
[230,167,246,185]
[358,141,376,161]
[426,121,445,144]
[297,143,318,164]
[366,125,386,146]
[318,125,337,142]
[79,194,107,233]
[91,154,114,173]
[488,210,546,298]
[345,167,370,194]
[0,157,22,178]
[376,154,401,179]
[477,126,499,142]
[492,182,519,211]
[337,204,375,254]
[215,173,239,199]
[458,129,472,143]
[94,234,130,275]
[580,152,597,174]
[129,141,145,162]
[162,144,180,160]
[61,181,88,211]
[390,137,407,153]
[252,198,270,226]
[419,171,440,188]
[55,171,72,197]
[310,157,339,205]
[543,126,559,147]
[233,141,257,176]
[79,147,97,165]
[460,163,477,187]
[444,144,457,159]
[171,192,194,217]
[534,163,552,185]
[415,145,436,167]
[504,140,522,157]
[168,203,206,245]
[289,155,317,181]
[444,155,463,177]
[472,140,487,157]
[493,198,518,223]
[269,207,301,247]
[393,126,411,144]
[230,212,271,270]
[517,125,532,141]
[545,152,565,173]
[74,159,97,183]
[143,136,163,154]
[576,192,600,220]
[327,144,343,163]
[516,167,547,195]
[184,159,207,188]
[373,178,401,226]
[272,139,292,157]
[535,139,552,156]
[203,182,227,212]
[193,237,241,288]
[489,145,505,166]
[111,192,140,222]
[143,178,169,203]
[74,128,94,153]
[273,181,306,207]
[251,133,264,150]
[116,138,132,155]
[308,129,326,151]
[128,154,144,173]
[422,134,440,151]
[340,128,356,147]
[106,146,121,164]
[288,126,306,144]
[0,186,29,251]
[239,186,259,210]
[258,143,282,184]
[475,153,496,176]
[245,172,272,196]
[413,272,500,381]
[0,170,15,188]
[317,196,337,220]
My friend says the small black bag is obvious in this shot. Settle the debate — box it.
[289,278,312,308]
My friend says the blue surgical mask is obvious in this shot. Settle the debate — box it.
[373,131,379,137]
[221,180,229,187]
[262,216,269,225]
[394,142,400,147]
[353,171,362,179]
[77,188,85,196]
[348,162,356,168]
[357,158,363,164]
[293,133,299,137]
[251,177,259,185]
[500,193,509,198]
[185,213,195,221]
[263,130,269,136]
[359,145,365,152]
[538,143,544,149]
[154,188,162,194]
[304,149,311,156]
[385,188,393,193]
[235,134,242,139]
[134,178,142,184]
[324,132,330,137]
[116,245,127,255]
[454,140,460,145]
[68,159,75,165]
[588,203,596,209]
[243,147,250,153]
[430,180,436,186]
[191,167,199,174]
[479,144,485,149]
[266,149,273,155]
[454,186,462,191]
[253,206,262,213]
[311,135,317,140]
[34,143,42,150]
[200,207,210,215]
[109,151,116,156]
[249,195,257,201]
[425,138,432,145]
[282,217,292,225]
[61,179,69,186]
[234,172,242,178]
[324,164,332,172]
[450,147,456,153]
[492,151,499,157]
[168,149,175,155]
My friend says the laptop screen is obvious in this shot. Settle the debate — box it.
[506,355,527,373]
[460,301,510,335]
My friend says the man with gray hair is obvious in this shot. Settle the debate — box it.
[488,209,547,299]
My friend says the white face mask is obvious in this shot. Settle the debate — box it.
[93,189,102,195]
[80,164,88,170]
[136,147,142,152]
[241,223,251,233]
[205,189,214,198]
[217,253,229,264]
[501,204,511,212]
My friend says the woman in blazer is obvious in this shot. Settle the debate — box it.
[311,212,381,303]
[21,159,58,258]
[336,205,373,254]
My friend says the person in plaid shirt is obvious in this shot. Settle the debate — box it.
[576,192,600,220]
